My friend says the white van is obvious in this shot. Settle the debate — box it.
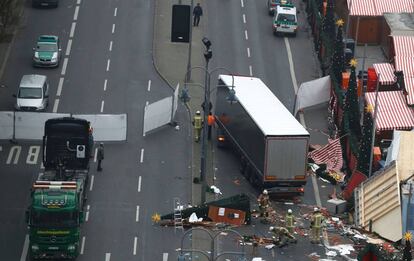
[14,75,49,111]
[273,4,298,36]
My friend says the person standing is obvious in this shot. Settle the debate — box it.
[207,112,215,140]
[257,189,270,218]
[193,3,203,26]
[285,209,295,233]
[310,207,324,244]
[97,143,104,171]
[192,111,203,142]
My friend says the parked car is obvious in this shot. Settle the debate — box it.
[32,0,58,8]
[33,35,61,67]
[14,75,49,111]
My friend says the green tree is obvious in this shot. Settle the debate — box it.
[344,59,361,138]
[322,0,336,43]
[357,107,373,176]
[331,19,345,84]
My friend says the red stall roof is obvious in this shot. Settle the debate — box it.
[347,0,414,16]
[365,91,414,131]
[373,63,396,85]
[393,36,414,57]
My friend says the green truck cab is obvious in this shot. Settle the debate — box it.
[27,181,86,259]
[27,117,93,260]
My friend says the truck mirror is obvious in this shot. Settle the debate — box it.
[79,211,84,224]
[25,210,29,224]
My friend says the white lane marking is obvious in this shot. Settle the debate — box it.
[53,99,59,113]
[145,101,149,106]
[163,253,169,261]
[0,146,2,152]
[136,205,140,222]
[66,39,72,56]
[284,37,298,92]
[104,79,108,91]
[70,22,76,38]
[56,77,64,96]
[85,205,90,222]
[241,0,244,7]
[243,14,246,23]
[114,7,117,16]
[106,59,110,71]
[6,146,21,164]
[138,176,142,192]
[109,41,113,51]
[20,234,29,261]
[100,100,105,113]
[61,58,68,75]
[40,162,44,169]
[112,24,115,34]
[140,149,144,163]
[133,237,137,255]
[77,0,81,4]
[147,80,151,91]
[89,175,94,191]
[245,30,248,40]
[249,65,253,76]
[80,236,86,254]
[74,6,80,20]
[247,47,250,57]
[105,253,111,261]
[94,147,98,162]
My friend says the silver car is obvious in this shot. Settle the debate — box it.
[14,75,49,111]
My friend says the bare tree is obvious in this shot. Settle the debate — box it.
[0,0,19,41]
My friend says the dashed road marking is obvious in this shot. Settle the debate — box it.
[243,14,246,23]
[76,0,81,4]
[94,147,98,162]
[80,236,86,254]
[138,176,142,192]
[57,77,64,96]
[240,0,244,7]
[163,253,169,261]
[284,37,298,92]
[40,162,44,169]
[70,22,76,38]
[249,65,253,76]
[136,205,140,222]
[61,58,68,75]
[85,205,90,222]
[20,234,29,261]
[74,6,80,20]
[112,24,115,34]
[140,149,144,163]
[109,41,113,51]
[66,39,72,56]
[105,253,111,261]
[247,47,250,57]
[245,30,248,40]
[114,7,117,16]
[106,59,110,71]
[104,79,108,91]
[100,100,105,113]
[145,101,149,106]
[133,237,137,255]
[53,99,59,113]
[147,80,151,91]
[89,175,94,191]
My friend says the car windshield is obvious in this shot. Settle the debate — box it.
[36,43,57,52]
[276,14,296,22]
[18,87,42,99]
[31,210,78,228]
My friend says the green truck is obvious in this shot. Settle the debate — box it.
[26,117,93,259]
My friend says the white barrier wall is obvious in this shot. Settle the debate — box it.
[0,111,14,139]
[143,97,173,135]
[74,114,127,141]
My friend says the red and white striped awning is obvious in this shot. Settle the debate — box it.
[395,57,414,77]
[393,36,414,57]
[347,0,414,16]
[373,63,396,85]
[347,0,377,16]
[374,0,414,15]
[404,77,414,105]
[365,91,414,131]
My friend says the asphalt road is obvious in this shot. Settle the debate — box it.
[0,0,191,260]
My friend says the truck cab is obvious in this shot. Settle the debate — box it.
[273,4,298,36]
[27,181,85,259]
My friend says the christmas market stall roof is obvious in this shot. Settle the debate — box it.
[393,36,414,105]
[365,91,414,131]
[373,63,396,85]
[347,0,414,16]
